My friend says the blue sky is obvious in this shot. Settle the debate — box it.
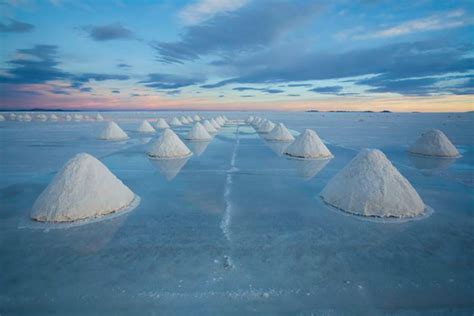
[0,0,473,111]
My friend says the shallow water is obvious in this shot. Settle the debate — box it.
[0,111,473,315]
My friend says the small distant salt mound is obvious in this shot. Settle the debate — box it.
[37,114,48,121]
[186,115,194,122]
[193,114,201,121]
[265,123,295,141]
[258,120,276,133]
[31,153,136,222]
[98,121,129,141]
[408,129,460,158]
[83,115,91,121]
[169,117,182,126]
[95,113,104,121]
[246,116,254,124]
[155,118,170,129]
[210,118,220,129]
[203,120,217,133]
[0,114,5,121]
[148,128,192,159]
[180,116,189,124]
[284,129,332,159]
[320,149,425,218]
[251,117,262,127]
[23,114,32,121]
[8,113,16,120]
[216,116,225,126]
[136,120,156,133]
[50,114,58,121]
[186,122,212,141]
[65,114,72,121]
[73,114,82,121]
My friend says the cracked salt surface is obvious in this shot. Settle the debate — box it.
[0,111,473,314]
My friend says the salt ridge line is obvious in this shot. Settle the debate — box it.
[221,125,240,242]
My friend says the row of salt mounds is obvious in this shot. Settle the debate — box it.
[202,120,217,133]
[155,118,170,129]
[186,122,212,141]
[136,120,156,133]
[148,129,192,159]
[285,129,332,159]
[321,149,425,218]
[258,120,276,133]
[169,117,182,126]
[98,121,129,141]
[31,153,136,223]
[210,118,221,129]
[408,129,460,158]
[265,123,295,142]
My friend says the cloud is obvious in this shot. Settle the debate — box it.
[140,73,205,89]
[0,18,34,33]
[153,0,321,63]
[287,83,312,87]
[309,86,343,94]
[202,40,474,96]
[117,63,132,68]
[0,44,69,84]
[79,87,92,92]
[179,0,249,25]
[49,89,70,95]
[352,10,473,40]
[83,23,134,41]
[287,94,300,97]
[241,94,255,97]
[232,86,284,94]
[166,90,181,95]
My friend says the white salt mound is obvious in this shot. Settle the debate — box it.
[170,117,182,126]
[136,120,156,133]
[320,149,425,218]
[37,114,48,121]
[186,115,194,122]
[98,121,129,140]
[50,114,59,121]
[180,116,189,124]
[265,123,295,141]
[210,118,220,129]
[155,118,170,129]
[0,114,5,121]
[8,113,16,120]
[193,114,201,121]
[73,114,82,121]
[258,120,276,133]
[408,129,460,158]
[31,153,135,222]
[216,116,225,125]
[203,120,217,133]
[23,114,32,121]
[284,129,332,159]
[186,122,212,141]
[148,128,192,159]
[95,114,104,121]
[65,114,72,121]
[246,116,254,124]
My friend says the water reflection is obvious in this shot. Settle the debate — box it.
[263,140,292,156]
[290,158,331,180]
[149,157,190,180]
[187,140,211,156]
[408,153,456,175]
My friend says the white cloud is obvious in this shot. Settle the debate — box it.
[179,0,250,25]
[339,10,473,40]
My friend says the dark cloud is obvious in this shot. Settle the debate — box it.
[111,89,120,94]
[140,73,205,89]
[152,1,321,63]
[79,87,92,92]
[203,40,474,96]
[232,86,284,94]
[309,86,343,94]
[117,63,132,68]
[0,19,34,33]
[241,95,255,98]
[287,94,300,97]
[166,90,181,95]
[71,73,129,89]
[287,83,312,87]
[83,23,134,41]
[0,45,69,84]
[49,89,70,95]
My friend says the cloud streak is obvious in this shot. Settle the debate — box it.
[0,18,34,33]
[82,23,134,41]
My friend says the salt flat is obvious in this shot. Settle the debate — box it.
[0,111,473,315]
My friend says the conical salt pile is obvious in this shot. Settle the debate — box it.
[180,116,189,124]
[246,116,254,124]
[23,114,32,121]
[148,128,192,159]
[136,120,156,133]
[95,113,104,121]
[50,114,59,121]
[186,122,212,141]
[265,123,295,141]
[73,114,82,121]
[186,115,194,122]
[155,118,170,129]
[31,153,136,222]
[169,117,182,126]
[210,118,220,129]
[0,114,5,121]
[193,114,201,121]
[258,120,276,133]
[216,116,225,126]
[65,114,72,121]
[8,113,16,120]
[203,120,217,133]
[98,121,129,140]
[284,129,332,159]
[408,129,460,158]
[37,114,48,121]
[321,149,425,218]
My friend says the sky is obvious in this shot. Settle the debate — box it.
[0,0,473,112]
